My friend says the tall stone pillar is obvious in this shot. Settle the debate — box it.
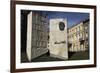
[26,11,49,61]
[48,18,68,60]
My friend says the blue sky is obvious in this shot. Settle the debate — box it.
[33,10,89,28]
[45,11,89,28]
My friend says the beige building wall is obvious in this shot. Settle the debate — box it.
[68,19,89,52]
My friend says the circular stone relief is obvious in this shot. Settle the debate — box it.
[59,22,65,31]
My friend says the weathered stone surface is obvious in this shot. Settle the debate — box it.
[26,11,49,61]
[48,18,68,59]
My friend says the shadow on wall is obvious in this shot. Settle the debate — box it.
[21,10,30,52]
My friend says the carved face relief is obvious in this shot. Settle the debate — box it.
[59,22,65,31]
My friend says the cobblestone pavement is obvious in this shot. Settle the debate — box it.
[68,51,89,60]
[21,51,89,63]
